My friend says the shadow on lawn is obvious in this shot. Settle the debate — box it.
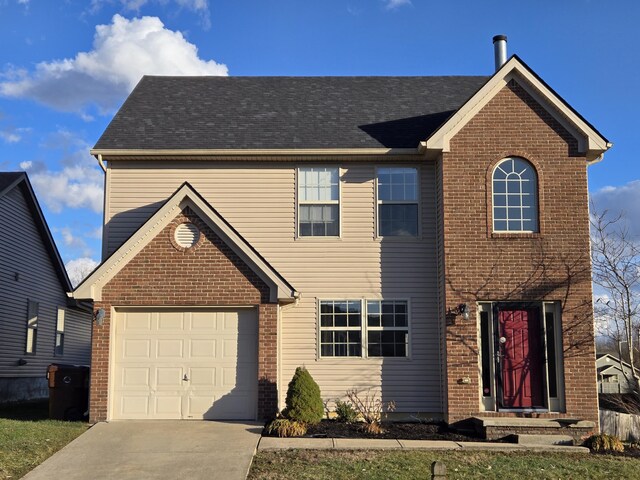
[0,400,53,421]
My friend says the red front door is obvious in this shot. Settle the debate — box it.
[499,308,543,408]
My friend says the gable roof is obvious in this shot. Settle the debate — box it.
[422,55,611,161]
[0,172,73,292]
[73,182,297,303]
[91,56,610,162]
[93,76,488,151]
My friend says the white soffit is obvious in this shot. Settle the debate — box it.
[422,56,611,161]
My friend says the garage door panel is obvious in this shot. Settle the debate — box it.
[122,367,150,387]
[190,339,216,358]
[124,339,151,358]
[124,312,153,331]
[157,339,184,358]
[113,309,258,420]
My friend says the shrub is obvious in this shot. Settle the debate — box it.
[584,434,624,453]
[334,400,359,423]
[265,418,307,437]
[346,389,396,434]
[284,367,324,425]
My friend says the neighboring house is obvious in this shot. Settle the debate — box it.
[74,39,611,429]
[597,354,639,394]
[0,172,92,403]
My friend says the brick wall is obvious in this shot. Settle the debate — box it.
[441,79,598,426]
[89,207,278,422]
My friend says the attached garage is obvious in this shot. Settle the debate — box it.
[111,308,258,420]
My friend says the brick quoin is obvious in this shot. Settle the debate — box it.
[89,207,278,422]
[440,80,598,428]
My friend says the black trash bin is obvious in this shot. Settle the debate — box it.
[47,364,90,420]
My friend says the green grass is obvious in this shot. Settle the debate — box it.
[249,449,640,480]
[0,402,88,479]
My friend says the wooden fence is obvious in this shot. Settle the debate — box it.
[600,409,640,441]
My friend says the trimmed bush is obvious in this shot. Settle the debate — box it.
[285,367,323,425]
[265,418,307,437]
[334,400,358,423]
[584,434,624,453]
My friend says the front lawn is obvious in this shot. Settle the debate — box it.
[0,402,88,480]
[249,449,640,480]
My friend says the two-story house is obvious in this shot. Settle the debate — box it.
[74,38,610,436]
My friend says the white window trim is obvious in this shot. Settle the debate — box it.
[296,166,342,239]
[491,157,539,233]
[375,166,421,239]
[54,307,65,356]
[317,298,412,360]
[25,300,39,355]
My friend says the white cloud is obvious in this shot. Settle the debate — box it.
[18,0,30,5]
[0,130,20,143]
[22,130,104,213]
[0,14,227,113]
[19,160,31,169]
[90,0,210,27]
[66,257,99,287]
[591,180,640,239]
[383,0,411,10]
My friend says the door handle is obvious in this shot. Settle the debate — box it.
[183,374,189,382]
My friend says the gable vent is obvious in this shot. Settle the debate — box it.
[175,222,200,248]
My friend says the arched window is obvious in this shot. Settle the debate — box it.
[492,157,538,232]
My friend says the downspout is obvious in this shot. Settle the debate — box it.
[96,154,107,173]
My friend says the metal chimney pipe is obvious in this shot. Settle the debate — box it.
[493,35,507,71]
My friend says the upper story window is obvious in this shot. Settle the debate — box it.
[377,167,418,237]
[492,157,539,233]
[298,167,339,237]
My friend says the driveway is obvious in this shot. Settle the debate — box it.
[23,421,262,480]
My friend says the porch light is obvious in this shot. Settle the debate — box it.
[95,308,106,326]
[458,303,470,320]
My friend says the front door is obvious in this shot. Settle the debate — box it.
[498,307,544,408]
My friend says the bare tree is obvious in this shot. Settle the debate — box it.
[591,208,640,397]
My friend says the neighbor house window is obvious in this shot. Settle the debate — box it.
[366,300,409,357]
[492,157,538,232]
[298,167,339,236]
[319,299,409,358]
[377,167,418,236]
[26,300,38,354]
[55,308,65,356]
[319,300,362,357]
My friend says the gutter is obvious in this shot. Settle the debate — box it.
[89,148,423,158]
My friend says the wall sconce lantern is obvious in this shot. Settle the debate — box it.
[94,308,106,326]
[449,303,470,320]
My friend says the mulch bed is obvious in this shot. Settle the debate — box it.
[264,420,486,442]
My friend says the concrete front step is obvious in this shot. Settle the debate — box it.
[516,434,575,446]
[470,417,597,442]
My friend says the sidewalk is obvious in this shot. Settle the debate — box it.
[258,436,590,453]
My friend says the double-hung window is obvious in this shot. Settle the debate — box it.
[366,300,409,357]
[319,300,362,357]
[55,308,65,356]
[298,167,340,237]
[26,300,38,354]
[377,167,419,236]
[319,299,409,358]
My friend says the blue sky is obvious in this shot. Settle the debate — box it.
[0,0,638,283]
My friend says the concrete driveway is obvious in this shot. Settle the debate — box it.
[23,421,262,480]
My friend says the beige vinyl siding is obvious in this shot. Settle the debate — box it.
[105,160,441,413]
[0,186,91,378]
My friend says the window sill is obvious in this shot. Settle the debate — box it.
[490,232,541,240]
[295,236,342,241]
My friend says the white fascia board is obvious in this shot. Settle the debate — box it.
[424,57,610,159]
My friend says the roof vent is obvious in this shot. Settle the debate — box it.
[493,34,507,71]
[175,222,200,248]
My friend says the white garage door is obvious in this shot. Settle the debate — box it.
[112,309,258,420]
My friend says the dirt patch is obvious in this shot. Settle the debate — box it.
[264,420,487,442]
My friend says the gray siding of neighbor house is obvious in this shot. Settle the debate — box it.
[0,185,91,402]
[104,160,442,413]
